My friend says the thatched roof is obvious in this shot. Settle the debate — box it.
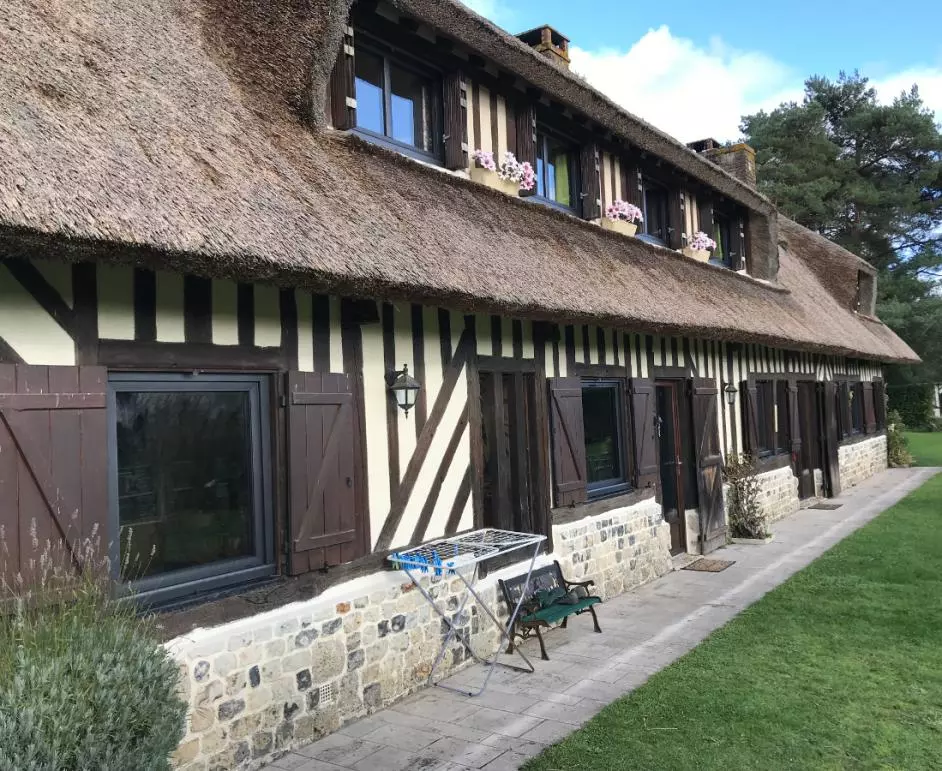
[0,0,918,364]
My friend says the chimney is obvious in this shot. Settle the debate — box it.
[688,138,757,188]
[517,25,570,69]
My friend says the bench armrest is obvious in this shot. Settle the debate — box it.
[563,578,594,589]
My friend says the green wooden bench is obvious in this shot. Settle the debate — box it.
[498,561,602,661]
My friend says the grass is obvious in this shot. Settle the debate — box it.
[525,473,942,771]
[904,431,942,467]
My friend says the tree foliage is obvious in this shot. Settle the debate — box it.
[741,72,942,422]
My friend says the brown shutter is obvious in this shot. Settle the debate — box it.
[580,142,601,220]
[862,381,876,434]
[628,378,658,492]
[743,380,759,455]
[692,379,725,553]
[328,26,356,130]
[698,197,714,239]
[787,381,801,455]
[0,365,107,585]
[548,377,587,507]
[443,70,469,170]
[873,380,886,429]
[668,189,686,250]
[287,372,362,575]
[621,161,641,207]
[515,103,537,188]
[729,215,746,271]
[823,381,842,496]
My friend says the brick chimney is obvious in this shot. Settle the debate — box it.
[688,138,757,188]
[517,25,570,69]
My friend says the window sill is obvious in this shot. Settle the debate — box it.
[755,453,792,472]
[350,128,442,167]
[552,487,654,526]
[527,195,579,216]
[839,431,884,447]
[636,233,668,247]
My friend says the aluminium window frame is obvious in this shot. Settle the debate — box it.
[580,376,633,500]
[351,35,444,165]
[107,372,275,606]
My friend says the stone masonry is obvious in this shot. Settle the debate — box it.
[167,497,672,771]
[839,434,888,491]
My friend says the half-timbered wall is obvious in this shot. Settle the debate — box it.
[0,258,887,559]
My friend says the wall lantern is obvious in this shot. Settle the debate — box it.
[387,364,421,418]
[724,382,738,406]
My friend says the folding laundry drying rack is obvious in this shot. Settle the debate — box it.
[389,528,546,697]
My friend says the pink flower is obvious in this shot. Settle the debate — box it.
[605,200,643,223]
[689,231,717,251]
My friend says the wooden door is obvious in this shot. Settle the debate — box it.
[821,381,842,497]
[480,370,546,538]
[692,378,725,554]
[655,381,686,554]
[796,382,820,499]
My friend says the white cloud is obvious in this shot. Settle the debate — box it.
[871,68,942,124]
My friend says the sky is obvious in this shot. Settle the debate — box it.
[461,0,942,142]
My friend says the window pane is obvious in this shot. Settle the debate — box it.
[582,385,622,485]
[389,63,431,151]
[537,134,574,207]
[354,48,385,136]
[116,390,255,579]
[645,185,668,242]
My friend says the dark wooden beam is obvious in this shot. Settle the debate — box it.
[3,259,76,337]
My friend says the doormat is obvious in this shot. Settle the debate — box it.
[682,558,735,573]
[808,502,842,510]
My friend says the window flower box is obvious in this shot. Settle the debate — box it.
[602,199,642,237]
[682,231,717,262]
[470,150,535,198]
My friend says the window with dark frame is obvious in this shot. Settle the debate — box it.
[535,129,579,211]
[353,42,441,161]
[641,178,670,244]
[711,212,734,268]
[581,379,631,499]
[850,381,864,434]
[775,380,789,453]
[108,374,273,604]
[754,379,775,457]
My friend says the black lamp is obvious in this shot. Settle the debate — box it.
[388,364,421,418]
[724,382,738,406]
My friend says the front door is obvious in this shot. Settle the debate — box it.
[479,369,545,538]
[655,380,695,554]
[796,381,820,499]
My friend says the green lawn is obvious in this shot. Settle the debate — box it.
[905,431,942,467]
[526,473,942,771]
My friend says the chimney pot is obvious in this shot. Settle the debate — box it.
[517,25,570,69]
[690,140,757,188]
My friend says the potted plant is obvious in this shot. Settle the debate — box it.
[470,150,536,197]
[683,231,717,262]
[602,200,643,236]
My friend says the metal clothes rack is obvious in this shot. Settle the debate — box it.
[389,528,546,696]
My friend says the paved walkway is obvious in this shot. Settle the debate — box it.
[265,466,939,771]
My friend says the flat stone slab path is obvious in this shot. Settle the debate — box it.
[264,467,939,771]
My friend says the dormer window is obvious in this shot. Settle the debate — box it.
[535,129,579,211]
[353,42,441,162]
[712,212,734,268]
[641,178,670,244]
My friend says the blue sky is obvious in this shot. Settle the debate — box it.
[464,0,942,142]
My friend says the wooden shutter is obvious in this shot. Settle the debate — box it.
[873,380,886,429]
[862,381,876,434]
[580,142,601,220]
[621,161,642,207]
[0,365,107,585]
[743,380,760,455]
[667,189,687,250]
[729,215,746,271]
[692,379,725,553]
[328,26,356,130]
[287,372,361,575]
[515,103,537,194]
[698,197,714,240]
[628,378,658,492]
[822,381,842,496]
[787,381,801,455]
[548,377,586,507]
[443,70,469,170]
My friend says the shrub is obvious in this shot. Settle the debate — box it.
[724,454,767,539]
[886,409,914,468]
[0,526,187,771]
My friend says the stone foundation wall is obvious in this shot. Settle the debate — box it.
[723,465,800,537]
[839,434,888,490]
[168,497,672,770]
